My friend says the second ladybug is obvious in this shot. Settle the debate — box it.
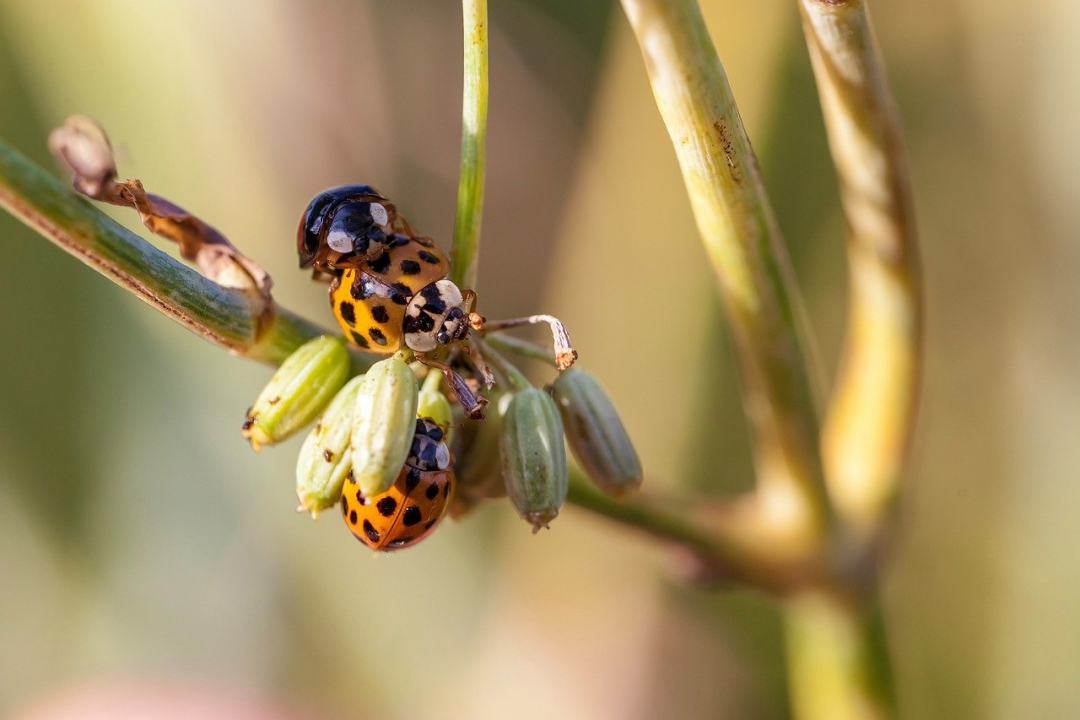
[297,185,578,414]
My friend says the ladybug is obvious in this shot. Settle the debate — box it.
[298,185,473,356]
[341,417,455,551]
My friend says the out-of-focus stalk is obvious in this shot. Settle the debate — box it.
[799,0,921,536]
[784,591,893,720]
[618,0,830,551]
[0,140,351,369]
[450,0,488,290]
[784,4,917,718]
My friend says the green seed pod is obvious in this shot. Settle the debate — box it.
[351,355,419,496]
[295,375,365,517]
[417,384,453,432]
[551,368,642,497]
[242,335,350,450]
[500,387,567,531]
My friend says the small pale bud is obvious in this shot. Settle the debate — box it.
[242,336,349,450]
[500,388,567,531]
[417,385,453,432]
[295,375,365,516]
[351,356,419,496]
[551,368,642,496]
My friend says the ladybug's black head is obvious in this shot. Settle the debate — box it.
[297,184,394,273]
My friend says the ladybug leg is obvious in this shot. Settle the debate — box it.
[460,290,486,332]
[463,337,496,389]
[480,314,578,371]
[416,356,488,420]
[310,268,335,284]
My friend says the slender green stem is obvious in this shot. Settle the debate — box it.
[476,339,531,392]
[484,332,557,367]
[450,0,489,290]
[798,0,921,537]
[619,0,830,550]
[568,473,821,594]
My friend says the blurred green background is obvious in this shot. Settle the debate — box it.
[1,1,1076,718]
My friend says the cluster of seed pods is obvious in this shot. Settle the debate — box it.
[242,335,642,551]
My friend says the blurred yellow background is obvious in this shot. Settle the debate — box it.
[1,1,1076,718]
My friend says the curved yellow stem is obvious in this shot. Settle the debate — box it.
[799,0,921,536]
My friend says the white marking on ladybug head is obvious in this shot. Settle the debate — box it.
[369,202,389,227]
[326,229,353,254]
[435,443,451,470]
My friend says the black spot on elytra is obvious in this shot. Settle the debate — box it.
[425,482,439,500]
[400,259,421,275]
[369,251,391,274]
[338,301,356,325]
[349,509,357,524]
[363,519,380,543]
[403,506,422,527]
[369,327,388,346]
[376,497,398,517]
[405,468,422,492]
[418,250,440,265]
[350,331,370,348]
[356,489,368,505]
[371,305,390,323]
[390,291,408,306]
[341,497,348,516]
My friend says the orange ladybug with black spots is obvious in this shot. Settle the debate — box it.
[341,418,455,551]
[298,185,470,355]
